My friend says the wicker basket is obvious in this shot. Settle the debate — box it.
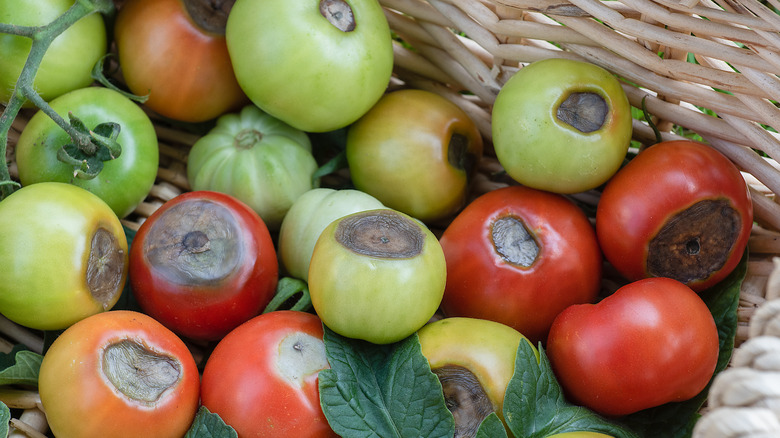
[4,0,780,436]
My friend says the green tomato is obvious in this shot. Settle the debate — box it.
[0,182,128,330]
[492,58,632,194]
[225,0,393,132]
[277,187,386,282]
[15,86,159,219]
[0,0,107,104]
[187,105,319,231]
[308,209,446,344]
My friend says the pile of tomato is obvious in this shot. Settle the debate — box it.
[0,0,756,437]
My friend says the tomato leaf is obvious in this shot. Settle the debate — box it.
[619,249,747,437]
[0,350,41,387]
[262,277,312,313]
[503,341,640,438]
[0,402,9,437]
[184,406,237,438]
[318,326,455,438]
[476,412,508,438]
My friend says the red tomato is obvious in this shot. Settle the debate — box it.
[129,190,278,341]
[596,140,752,292]
[38,310,201,438]
[438,185,602,344]
[546,277,719,416]
[114,0,247,122]
[200,310,337,438]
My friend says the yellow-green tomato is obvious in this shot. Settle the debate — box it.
[492,58,632,194]
[347,89,484,223]
[308,209,446,344]
[277,188,386,282]
[546,433,615,438]
[417,317,535,437]
[0,182,128,330]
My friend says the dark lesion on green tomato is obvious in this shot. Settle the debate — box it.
[102,339,182,406]
[143,200,243,285]
[448,133,480,178]
[491,216,540,267]
[320,0,356,32]
[433,365,495,438]
[557,91,608,133]
[336,210,424,258]
[87,228,126,309]
[647,198,741,284]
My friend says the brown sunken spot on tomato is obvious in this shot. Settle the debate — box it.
[433,365,495,438]
[87,227,126,309]
[335,209,424,258]
[102,339,183,406]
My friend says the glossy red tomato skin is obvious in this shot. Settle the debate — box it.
[129,191,278,341]
[547,277,719,417]
[200,310,337,438]
[114,0,247,122]
[596,140,752,291]
[438,185,603,344]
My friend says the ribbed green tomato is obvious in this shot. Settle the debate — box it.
[0,0,107,105]
[278,187,386,282]
[187,104,319,231]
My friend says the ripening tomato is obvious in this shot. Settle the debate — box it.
[596,140,752,292]
[547,277,720,416]
[438,185,602,344]
[114,0,248,122]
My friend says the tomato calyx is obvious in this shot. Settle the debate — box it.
[434,365,494,437]
[277,332,329,388]
[182,0,235,35]
[491,216,539,267]
[647,198,741,284]
[57,112,122,180]
[102,339,182,406]
[557,92,608,133]
[86,227,126,308]
[234,128,263,150]
[320,0,356,32]
[335,210,424,258]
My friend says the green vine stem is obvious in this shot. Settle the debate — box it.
[0,0,115,199]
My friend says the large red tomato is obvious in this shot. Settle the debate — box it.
[596,140,752,292]
[200,310,337,438]
[114,0,247,122]
[546,277,720,416]
[38,310,201,438]
[438,185,602,344]
[129,190,278,341]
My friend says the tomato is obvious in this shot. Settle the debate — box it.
[309,209,446,344]
[225,0,394,132]
[0,0,107,105]
[129,190,278,341]
[492,58,632,194]
[200,310,337,438]
[438,185,602,344]
[417,317,535,437]
[14,86,159,219]
[187,104,319,231]
[38,310,201,438]
[546,277,720,417]
[0,182,127,331]
[277,187,386,282]
[346,89,484,224]
[114,0,248,122]
[596,140,753,292]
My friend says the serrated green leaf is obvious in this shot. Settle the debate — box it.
[319,326,455,438]
[0,345,30,370]
[0,350,43,387]
[184,406,237,438]
[476,412,508,438]
[503,341,640,438]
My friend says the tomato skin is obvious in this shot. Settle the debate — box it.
[546,277,720,417]
[114,0,248,122]
[596,140,752,291]
[0,0,107,105]
[438,185,602,344]
[0,182,127,330]
[15,86,159,219]
[200,310,337,438]
[38,310,201,438]
[129,190,278,341]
